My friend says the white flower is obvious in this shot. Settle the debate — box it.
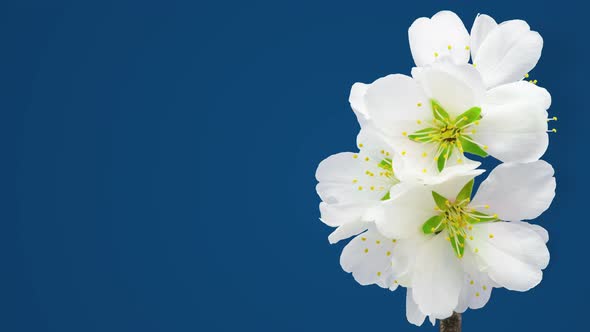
[409,10,543,89]
[373,161,555,324]
[350,59,551,173]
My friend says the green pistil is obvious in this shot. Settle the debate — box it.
[420,179,498,258]
[407,100,487,171]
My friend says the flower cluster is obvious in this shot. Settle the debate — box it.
[316,11,556,326]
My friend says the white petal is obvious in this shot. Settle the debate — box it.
[455,268,494,313]
[474,20,543,88]
[469,222,549,291]
[406,288,426,326]
[389,236,428,286]
[364,74,430,138]
[474,82,550,163]
[356,126,398,161]
[349,82,370,124]
[373,183,435,239]
[328,221,368,244]
[471,161,555,221]
[470,14,497,60]
[483,80,551,110]
[412,233,463,319]
[340,227,399,289]
[414,60,485,116]
[514,221,549,243]
[409,11,470,67]
[319,202,371,227]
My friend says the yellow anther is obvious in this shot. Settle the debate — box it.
[376,240,380,244]
[422,168,427,173]
[361,237,366,241]
[364,248,369,253]
[470,280,474,285]
[430,227,435,232]
[553,116,558,121]
[353,154,358,159]
[465,45,470,50]
[457,158,463,164]
[468,226,473,231]
[352,179,358,183]
[380,149,385,154]
[483,145,488,150]
[365,157,370,161]
[392,239,397,243]
[422,152,427,157]
[377,272,382,276]
[394,280,399,284]
[475,121,480,125]
[386,251,391,256]
[358,143,364,148]
[385,152,390,156]
[445,237,450,242]
[525,73,530,78]
[483,285,487,291]
[476,292,480,297]
[401,151,407,156]
[489,234,494,239]
[417,120,422,124]
[417,102,422,107]
[358,186,363,191]
[469,236,474,240]
[552,128,557,133]
[448,45,452,50]
[493,214,498,218]
[434,52,439,57]
[370,186,375,191]
[474,248,479,253]
[471,129,476,134]
[484,204,490,209]
[402,131,407,136]
[473,63,477,67]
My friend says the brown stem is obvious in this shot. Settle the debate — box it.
[440,312,461,332]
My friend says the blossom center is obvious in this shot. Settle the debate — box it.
[420,179,498,258]
[407,100,488,171]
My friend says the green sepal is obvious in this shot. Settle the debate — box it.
[454,107,481,127]
[421,215,444,234]
[455,179,474,203]
[378,158,393,172]
[449,233,465,258]
[408,127,437,142]
[380,191,391,201]
[431,100,450,122]
[431,191,449,211]
[459,136,488,157]
[437,144,453,172]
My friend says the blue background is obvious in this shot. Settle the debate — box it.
[0,1,578,331]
